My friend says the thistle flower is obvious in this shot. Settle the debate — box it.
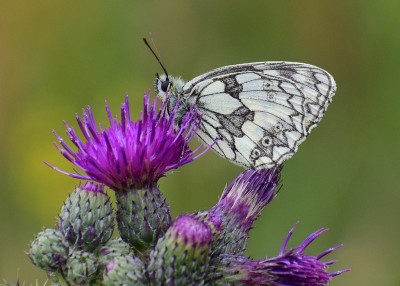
[148,215,213,285]
[217,223,349,286]
[48,92,207,190]
[58,182,113,251]
[207,167,281,257]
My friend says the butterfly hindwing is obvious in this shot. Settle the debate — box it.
[182,62,336,169]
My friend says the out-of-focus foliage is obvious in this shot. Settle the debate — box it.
[0,1,399,285]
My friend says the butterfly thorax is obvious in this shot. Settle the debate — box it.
[155,74,192,126]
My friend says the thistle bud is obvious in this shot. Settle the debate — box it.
[28,228,68,272]
[103,256,148,286]
[65,250,99,285]
[58,182,113,251]
[148,214,213,285]
[99,238,134,266]
[209,168,280,256]
[115,185,171,252]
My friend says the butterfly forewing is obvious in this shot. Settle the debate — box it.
[182,62,336,169]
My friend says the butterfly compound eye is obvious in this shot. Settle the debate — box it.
[161,79,171,92]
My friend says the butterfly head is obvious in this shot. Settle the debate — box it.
[155,74,185,102]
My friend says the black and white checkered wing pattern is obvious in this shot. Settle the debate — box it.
[182,62,336,169]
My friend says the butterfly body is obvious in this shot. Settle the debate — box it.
[155,62,336,169]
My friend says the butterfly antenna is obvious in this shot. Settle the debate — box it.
[143,37,169,78]
[149,32,164,62]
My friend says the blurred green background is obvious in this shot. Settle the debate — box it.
[1,1,399,285]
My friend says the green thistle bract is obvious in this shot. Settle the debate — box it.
[99,238,134,266]
[65,250,99,285]
[103,255,148,286]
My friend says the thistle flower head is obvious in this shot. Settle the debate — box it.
[219,223,349,286]
[204,168,281,258]
[214,167,281,231]
[48,92,208,190]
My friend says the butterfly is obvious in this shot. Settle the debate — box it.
[153,61,336,170]
[143,37,336,169]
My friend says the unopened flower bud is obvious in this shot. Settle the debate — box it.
[148,214,213,285]
[103,256,147,286]
[58,182,113,251]
[65,250,99,285]
[99,238,134,266]
[28,228,68,272]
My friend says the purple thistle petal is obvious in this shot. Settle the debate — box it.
[105,101,115,128]
[280,221,300,255]
[76,115,90,141]
[296,228,328,254]
[44,162,91,181]
[48,91,208,191]
[317,244,343,260]
[324,259,337,266]
[331,269,351,277]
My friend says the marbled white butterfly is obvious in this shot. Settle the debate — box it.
[146,41,336,169]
